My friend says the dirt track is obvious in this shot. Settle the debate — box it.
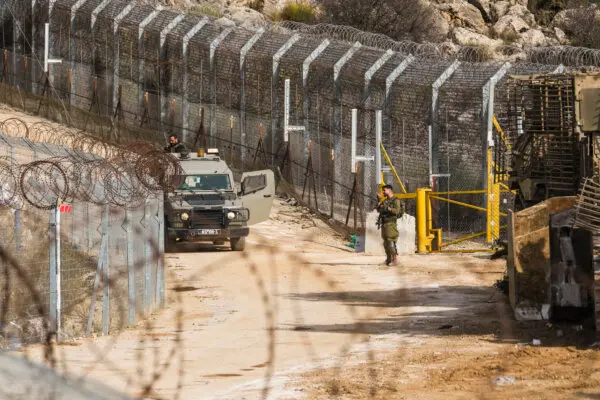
[15,197,598,399]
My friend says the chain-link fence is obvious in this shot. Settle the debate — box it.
[1,0,598,242]
[0,115,165,345]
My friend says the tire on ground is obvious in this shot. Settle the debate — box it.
[230,237,245,251]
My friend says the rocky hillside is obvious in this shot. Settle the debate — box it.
[148,0,600,59]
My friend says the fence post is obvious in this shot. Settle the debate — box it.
[143,199,151,314]
[239,28,264,166]
[49,206,58,334]
[101,204,110,336]
[332,42,362,216]
[182,19,208,143]
[86,205,108,336]
[137,9,160,120]
[482,62,511,211]
[9,147,22,252]
[209,28,234,146]
[111,2,135,116]
[157,198,165,307]
[271,34,300,161]
[69,0,90,109]
[159,14,184,134]
[302,39,330,167]
[384,56,413,141]
[125,209,135,325]
[430,60,460,187]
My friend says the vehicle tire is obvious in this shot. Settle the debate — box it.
[230,237,246,251]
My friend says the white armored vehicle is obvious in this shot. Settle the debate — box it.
[165,148,274,251]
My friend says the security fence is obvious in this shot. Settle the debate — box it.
[0,116,165,345]
[0,0,597,244]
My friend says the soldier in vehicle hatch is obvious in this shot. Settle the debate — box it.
[376,184,404,266]
[164,134,187,153]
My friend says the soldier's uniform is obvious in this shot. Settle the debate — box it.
[376,196,404,264]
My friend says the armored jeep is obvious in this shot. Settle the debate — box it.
[164,148,274,251]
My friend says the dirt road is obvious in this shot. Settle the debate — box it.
[15,197,600,400]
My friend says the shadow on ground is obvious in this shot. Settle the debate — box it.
[283,285,598,347]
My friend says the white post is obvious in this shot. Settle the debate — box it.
[283,78,305,143]
[56,205,61,336]
[375,110,382,185]
[351,108,374,174]
[351,108,358,173]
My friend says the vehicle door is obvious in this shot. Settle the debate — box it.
[240,169,275,225]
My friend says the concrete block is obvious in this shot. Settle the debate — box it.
[364,211,416,255]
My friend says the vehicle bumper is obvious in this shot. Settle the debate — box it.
[167,227,249,242]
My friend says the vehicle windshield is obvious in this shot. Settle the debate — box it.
[175,174,232,191]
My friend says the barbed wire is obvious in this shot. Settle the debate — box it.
[0,117,182,210]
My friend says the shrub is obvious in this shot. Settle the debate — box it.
[189,5,223,18]
[560,6,600,48]
[317,0,447,43]
[276,1,318,23]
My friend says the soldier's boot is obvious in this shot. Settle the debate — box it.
[391,242,398,265]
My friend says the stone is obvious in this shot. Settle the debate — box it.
[491,1,510,20]
[214,16,236,27]
[435,0,488,34]
[554,27,568,44]
[507,4,536,27]
[518,28,548,47]
[494,14,530,37]
[453,26,503,49]
[224,5,266,30]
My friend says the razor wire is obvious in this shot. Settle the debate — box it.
[0,117,181,210]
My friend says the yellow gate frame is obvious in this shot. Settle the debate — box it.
[379,120,513,253]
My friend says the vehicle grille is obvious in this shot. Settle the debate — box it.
[191,210,224,229]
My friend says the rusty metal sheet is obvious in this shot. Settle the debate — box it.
[507,196,576,309]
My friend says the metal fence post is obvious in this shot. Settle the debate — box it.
[137,10,160,116]
[125,209,135,325]
[111,2,135,113]
[384,56,413,141]
[70,0,90,108]
[86,205,108,337]
[157,197,165,307]
[482,62,511,193]
[239,28,264,166]
[430,60,460,187]
[9,147,22,252]
[331,42,361,217]
[271,34,300,160]
[182,19,208,143]
[101,204,110,336]
[49,207,58,333]
[143,199,151,314]
[302,39,329,164]
[209,28,234,145]
[159,14,184,133]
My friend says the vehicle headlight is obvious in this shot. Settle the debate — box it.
[227,211,236,220]
[180,212,190,221]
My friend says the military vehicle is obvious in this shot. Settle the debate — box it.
[164,148,274,251]
[502,72,600,330]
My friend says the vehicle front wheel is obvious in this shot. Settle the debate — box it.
[230,237,246,251]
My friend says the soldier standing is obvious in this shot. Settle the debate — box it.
[376,184,404,265]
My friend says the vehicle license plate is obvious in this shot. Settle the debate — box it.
[199,229,219,235]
